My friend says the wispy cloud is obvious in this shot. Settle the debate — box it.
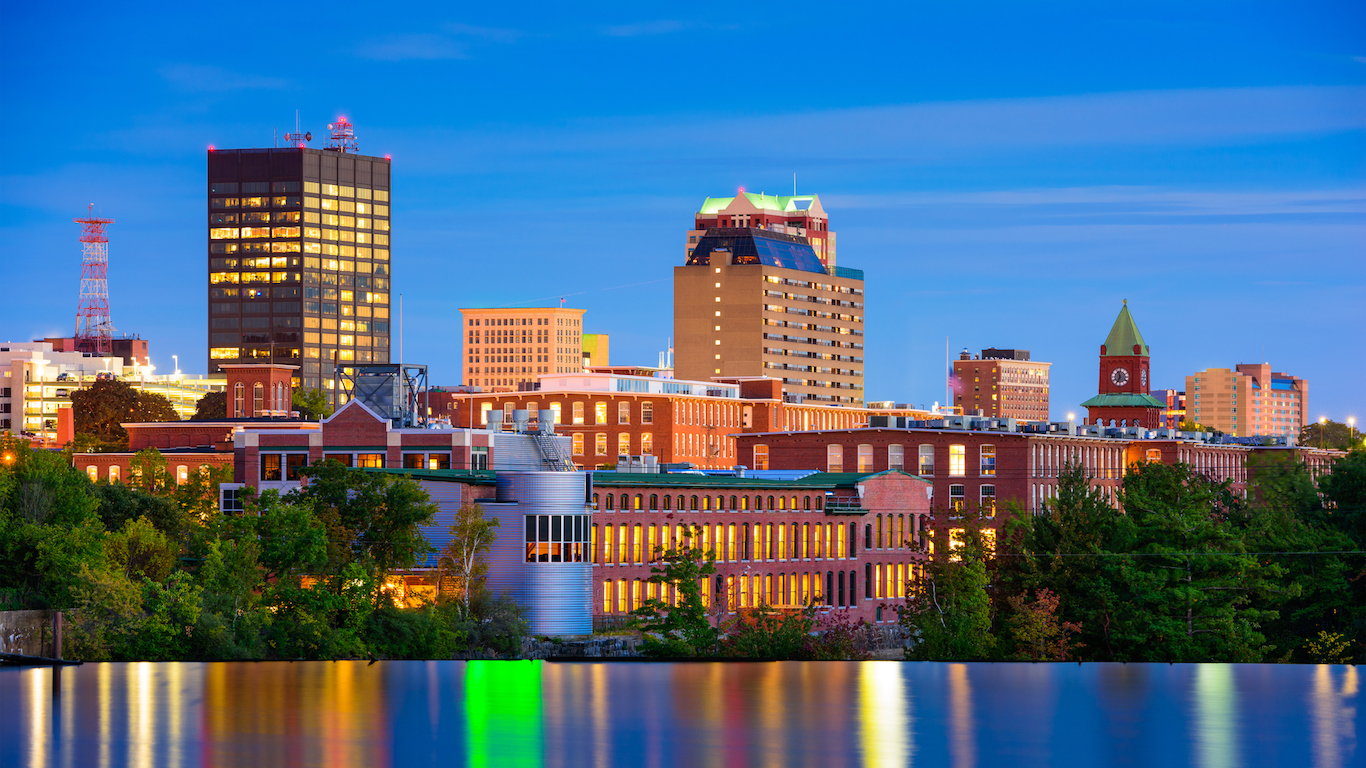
[443,23,523,43]
[358,33,468,61]
[160,64,288,92]
[603,20,685,37]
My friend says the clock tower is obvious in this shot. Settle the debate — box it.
[1081,301,1165,428]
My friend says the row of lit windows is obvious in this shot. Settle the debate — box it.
[85,463,210,485]
[600,568,897,615]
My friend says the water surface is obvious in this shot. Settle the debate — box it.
[0,661,1358,767]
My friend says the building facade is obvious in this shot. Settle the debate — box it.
[581,334,609,370]
[675,228,865,406]
[1151,388,1186,429]
[586,469,930,625]
[689,191,834,267]
[429,372,937,470]
[460,307,585,392]
[1186,364,1307,437]
[953,348,1051,421]
[206,146,393,405]
[1081,302,1165,428]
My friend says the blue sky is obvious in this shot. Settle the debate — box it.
[1,2,1362,420]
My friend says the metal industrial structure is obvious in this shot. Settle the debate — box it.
[335,363,428,428]
[74,205,115,356]
[325,117,358,154]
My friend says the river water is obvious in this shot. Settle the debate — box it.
[0,661,1357,767]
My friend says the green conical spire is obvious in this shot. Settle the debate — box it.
[1102,300,1149,357]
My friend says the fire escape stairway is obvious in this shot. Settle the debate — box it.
[533,433,575,472]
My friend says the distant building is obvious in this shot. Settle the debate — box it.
[581,334,609,370]
[689,191,834,267]
[1081,302,1165,428]
[205,144,394,407]
[459,307,585,392]
[675,228,865,406]
[953,348,1051,421]
[1186,364,1307,437]
[41,336,149,368]
[428,372,936,470]
[1150,388,1186,429]
[1,341,224,442]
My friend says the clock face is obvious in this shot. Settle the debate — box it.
[1111,367,1130,386]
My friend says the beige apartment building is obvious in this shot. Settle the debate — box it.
[1186,363,1307,437]
[461,307,585,392]
[675,228,864,406]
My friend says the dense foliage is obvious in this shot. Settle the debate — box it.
[0,437,526,661]
[70,379,179,449]
[899,448,1366,663]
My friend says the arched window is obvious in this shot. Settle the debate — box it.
[619,493,628,511]
[690,495,699,511]
[864,524,872,550]
[649,494,658,510]
[767,495,775,510]
[826,572,834,606]
[876,515,884,548]
[634,494,643,510]
[803,496,811,510]
[742,523,750,560]
[778,496,786,510]
[676,495,684,511]
[593,493,600,508]
[741,495,749,511]
[730,495,738,510]
[717,495,726,511]
[86,465,98,482]
[663,494,671,510]
[253,382,264,415]
[850,570,859,605]
[790,496,798,511]
[848,522,857,557]
[176,465,188,484]
[838,571,846,607]
[233,382,244,417]
[109,465,121,482]
[605,493,614,510]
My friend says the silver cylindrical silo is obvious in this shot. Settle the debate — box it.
[486,471,592,635]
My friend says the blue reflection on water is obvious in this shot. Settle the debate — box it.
[0,661,1357,768]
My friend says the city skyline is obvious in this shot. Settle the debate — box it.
[0,2,1362,421]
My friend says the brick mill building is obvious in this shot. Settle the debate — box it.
[429,372,938,470]
[585,469,931,625]
[953,348,1052,421]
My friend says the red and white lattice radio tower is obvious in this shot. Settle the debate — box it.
[324,116,358,154]
[74,204,115,356]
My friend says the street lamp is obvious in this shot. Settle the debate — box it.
[1350,416,1357,446]
[1319,416,1327,449]
[172,354,180,378]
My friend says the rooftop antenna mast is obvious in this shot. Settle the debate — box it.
[284,110,312,147]
[324,117,358,154]
[74,204,115,356]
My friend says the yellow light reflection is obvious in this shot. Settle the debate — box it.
[27,668,49,768]
[1193,664,1238,768]
[948,663,975,768]
[859,661,912,768]
[1311,665,1359,768]
[98,664,111,768]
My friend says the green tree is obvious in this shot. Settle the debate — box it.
[292,387,333,421]
[438,503,498,615]
[1118,461,1278,662]
[901,519,994,660]
[88,479,185,535]
[105,516,178,582]
[721,604,815,659]
[254,498,328,581]
[192,390,227,420]
[632,524,719,657]
[293,461,437,582]
[70,379,179,448]
[1300,420,1362,452]
[129,448,171,494]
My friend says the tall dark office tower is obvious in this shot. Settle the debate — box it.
[206,141,392,407]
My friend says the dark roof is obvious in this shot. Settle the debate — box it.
[686,227,828,275]
[590,470,920,490]
[363,467,498,485]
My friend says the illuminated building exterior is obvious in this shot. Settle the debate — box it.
[430,372,936,470]
[675,228,865,406]
[1,341,224,442]
[205,146,392,406]
[581,334,609,370]
[1186,364,1307,437]
[1150,388,1186,429]
[688,191,835,267]
[587,469,931,625]
[953,349,1051,421]
[460,307,586,391]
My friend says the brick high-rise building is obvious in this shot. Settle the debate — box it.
[953,348,1051,421]
[461,307,585,391]
[1186,364,1306,437]
[688,191,834,267]
[674,228,865,406]
[206,139,392,408]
